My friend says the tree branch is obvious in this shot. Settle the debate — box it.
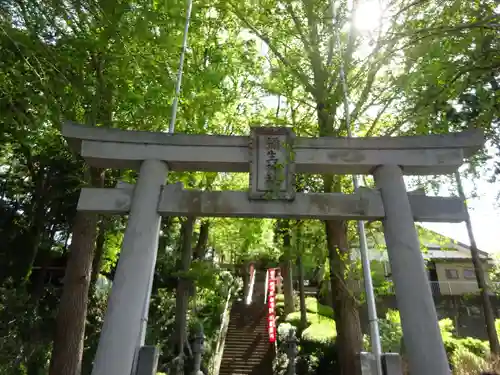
[229,5,316,95]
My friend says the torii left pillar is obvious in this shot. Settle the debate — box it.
[92,159,168,375]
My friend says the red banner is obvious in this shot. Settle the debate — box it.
[267,268,277,342]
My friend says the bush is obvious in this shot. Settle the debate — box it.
[277,322,294,341]
[377,309,403,353]
[276,301,285,317]
[496,318,500,338]
[457,337,490,358]
[285,311,329,327]
[451,345,487,375]
[439,318,455,341]
[365,309,494,374]
[304,296,334,318]
[279,305,338,375]
[437,318,490,361]
[275,293,300,315]
[301,319,337,344]
[297,353,320,375]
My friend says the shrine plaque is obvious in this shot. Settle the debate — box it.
[249,127,295,200]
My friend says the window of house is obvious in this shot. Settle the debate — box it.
[463,268,476,279]
[445,269,459,279]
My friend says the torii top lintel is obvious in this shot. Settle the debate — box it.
[62,121,484,175]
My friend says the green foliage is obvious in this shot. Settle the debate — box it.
[276,301,285,317]
[285,300,334,325]
[451,346,487,375]
[364,309,493,373]
[377,309,404,353]
[495,318,500,338]
[304,296,334,318]
[286,312,316,326]
[148,264,241,370]
[456,337,490,358]
[0,0,498,373]
[277,322,294,341]
[301,320,337,344]
[276,295,339,375]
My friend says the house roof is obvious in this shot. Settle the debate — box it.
[425,250,489,261]
[352,225,491,262]
[419,226,491,261]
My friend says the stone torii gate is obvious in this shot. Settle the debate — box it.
[63,122,484,375]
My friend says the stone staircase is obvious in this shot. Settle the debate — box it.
[219,278,274,375]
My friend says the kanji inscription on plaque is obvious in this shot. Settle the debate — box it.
[249,127,295,200]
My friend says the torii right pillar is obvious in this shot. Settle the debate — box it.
[374,164,450,375]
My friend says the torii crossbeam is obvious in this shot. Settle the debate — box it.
[62,122,484,375]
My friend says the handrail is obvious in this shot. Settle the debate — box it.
[245,267,256,305]
[264,268,269,304]
[209,286,233,375]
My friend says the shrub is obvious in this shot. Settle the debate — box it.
[301,319,337,344]
[297,353,320,375]
[276,301,285,317]
[496,318,500,338]
[285,311,329,327]
[304,296,334,318]
[378,309,403,353]
[279,308,338,375]
[437,318,490,360]
[439,318,455,341]
[275,293,300,314]
[277,322,294,341]
[451,345,487,375]
[457,337,490,358]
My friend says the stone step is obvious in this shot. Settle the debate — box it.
[224,339,268,343]
[219,301,274,375]
[220,363,271,370]
[220,360,272,366]
[222,347,270,353]
[224,342,270,353]
[223,340,269,345]
[225,329,267,334]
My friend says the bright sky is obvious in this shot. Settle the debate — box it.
[352,0,500,253]
[422,162,500,254]
[259,0,500,253]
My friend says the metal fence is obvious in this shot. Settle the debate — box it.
[378,280,500,296]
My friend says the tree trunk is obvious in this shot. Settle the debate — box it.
[49,168,103,375]
[90,217,108,293]
[325,220,362,375]
[297,255,307,330]
[193,220,209,260]
[456,171,500,353]
[22,174,47,284]
[191,220,210,311]
[282,261,294,315]
[295,222,307,329]
[282,223,295,315]
[174,217,195,356]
